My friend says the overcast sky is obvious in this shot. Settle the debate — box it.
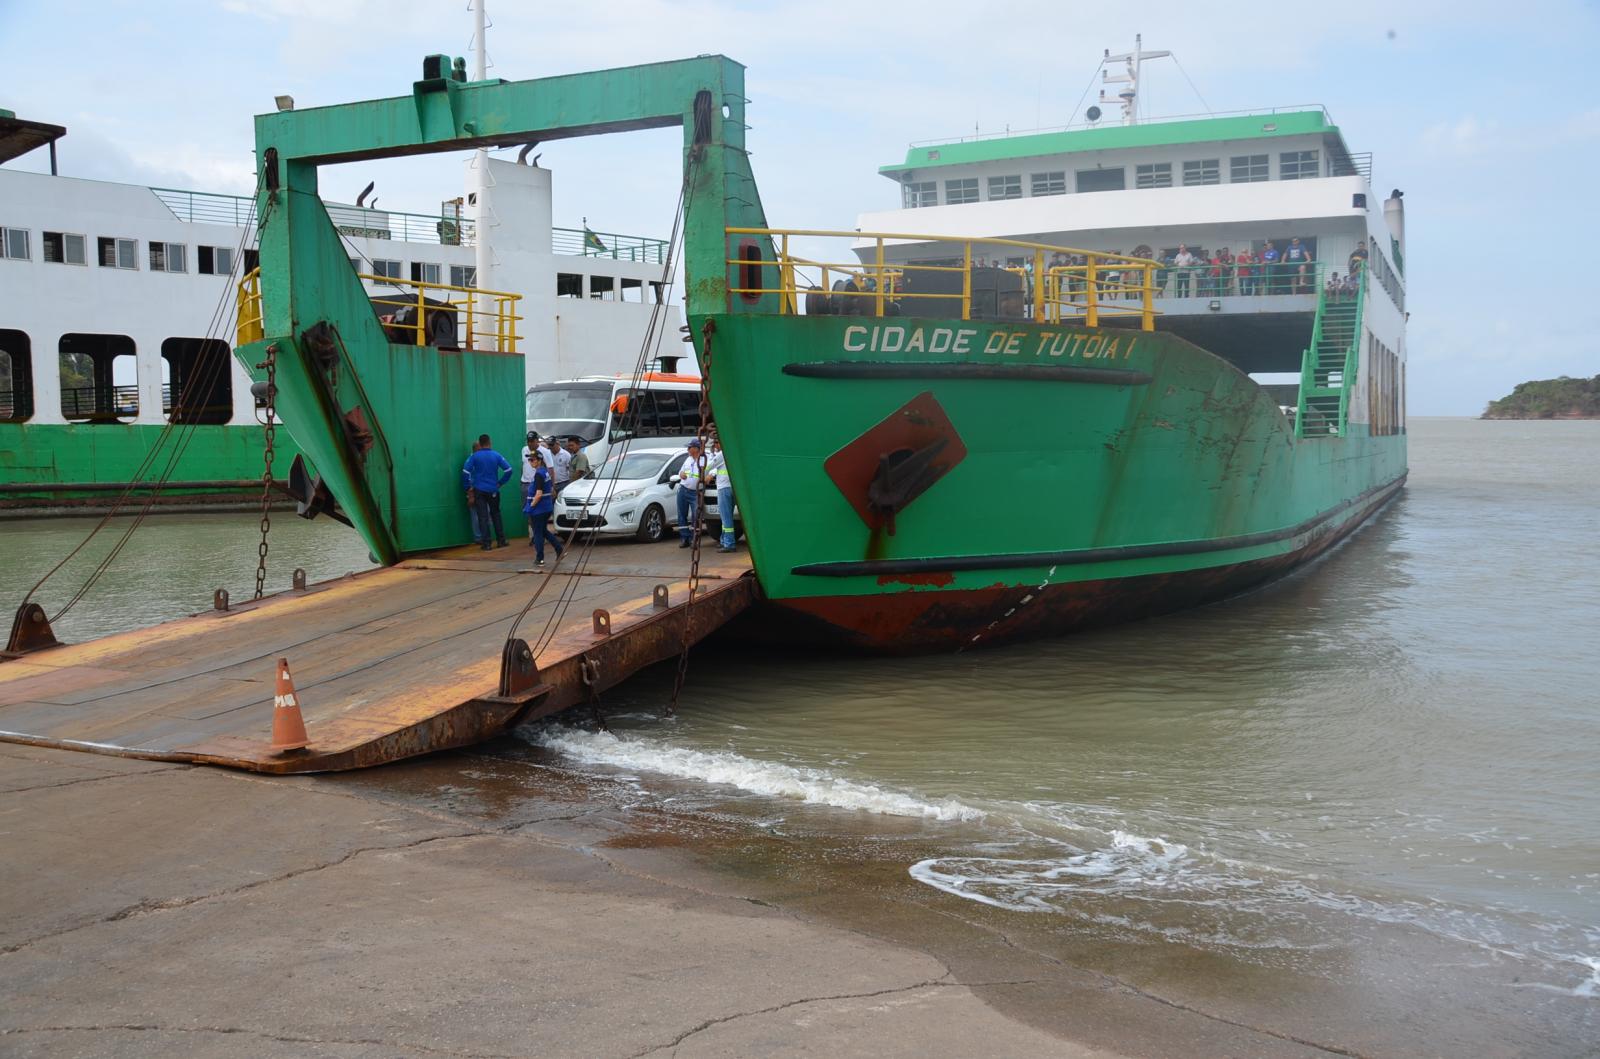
[3,0,1597,414]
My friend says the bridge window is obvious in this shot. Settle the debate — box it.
[1135,163,1172,189]
[149,241,187,273]
[1031,171,1066,196]
[0,329,34,422]
[590,275,615,300]
[43,231,86,265]
[944,178,978,205]
[98,236,138,269]
[411,261,441,285]
[556,272,583,298]
[1182,159,1220,186]
[987,175,1021,200]
[902,181,936,208]
[370,258,401,279]
[621,277,643,303]
[3,227,30,261]
[59,333,138,423]
[1230,154,1269,183]
[197,245,235,275]
[1076,168,1125,193]
[1280,150,1321,180]
[449,265,476,288]
[162,338,234,425]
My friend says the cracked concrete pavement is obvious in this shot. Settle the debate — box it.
[0,743,1110,1058]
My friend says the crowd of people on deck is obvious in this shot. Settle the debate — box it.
[459,430,735,564]
[983,239,1370,302]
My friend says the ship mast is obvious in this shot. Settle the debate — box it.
[1100,35,1171,126]
[471,0,491,302]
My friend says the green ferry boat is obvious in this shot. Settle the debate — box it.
[222,50,1406,654]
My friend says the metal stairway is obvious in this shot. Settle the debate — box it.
[1295,272,1366,437]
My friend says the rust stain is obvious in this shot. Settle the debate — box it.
[875,571,955,588]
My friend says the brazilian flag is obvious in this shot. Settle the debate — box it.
[583,226,608,254]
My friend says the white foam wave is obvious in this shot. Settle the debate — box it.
[531,727,985,822]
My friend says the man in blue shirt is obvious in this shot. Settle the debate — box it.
[461,433,513,549]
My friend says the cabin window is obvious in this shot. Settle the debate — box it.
[0,329,34,422]
[620,277,643,302]
[1076,168,1125,193]
[556,272,583,298]
[1182,159,1220,186]
[987,175,1021,200]
[2,227,29,260]
[59,333,138,423]
[1135,163,1172,189]
[944,178,979,205]
[161,338,234,425]
[1280,150,1321,180]
[244,248,259,272]
[649,281,666,304]
[149,241,187,273]
[903,181,937,208]
[98,236,138,269]
[1030,171,1066,196]
[590,275,616,300]
[197,245,235,275]
[411,261,441,285]
[43,231,86,265]
[370,258,402,279]
[1230,154,1269,183]
[449,265,476,288]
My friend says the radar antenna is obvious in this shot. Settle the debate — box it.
[1099,34,1172,126]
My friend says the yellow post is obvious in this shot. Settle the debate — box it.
[780,233,794,315]
[1085,256,1099,328]
[1033,249,1045,323]
[465,292,476,351]
[875,237,886,317]
[1142,264,1154,332]
[962,243,972,321]
[415,283,426,346]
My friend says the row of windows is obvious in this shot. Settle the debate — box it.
[902,150,1324,207]
[0,329,238,425]
[0,228,238,275]
[357,257,476,288]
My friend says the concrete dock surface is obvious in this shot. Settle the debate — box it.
[2,741,1127,1059]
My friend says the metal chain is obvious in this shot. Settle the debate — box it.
[667,320,715,716]
[253,344,277,600]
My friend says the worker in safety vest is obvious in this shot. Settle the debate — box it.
[674,438,704,548]
[706,437,735,553]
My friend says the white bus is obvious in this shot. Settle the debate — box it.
[524,371,708,469]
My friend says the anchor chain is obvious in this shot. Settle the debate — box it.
[667,319,715,716]
[253,344,278,600]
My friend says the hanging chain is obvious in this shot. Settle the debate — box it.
[253,344,278,600]
[667,320,716,716]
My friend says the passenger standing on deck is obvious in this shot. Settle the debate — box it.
[1236,248,1257,296]
[1260,241,1281,294]
[1285,237,1312,294]
[565,437,591,487]
[1172,244,1197,298]
[523,451,564,566]
[461,433,512,550]
[707,437,736,553]
[675,438,704,548]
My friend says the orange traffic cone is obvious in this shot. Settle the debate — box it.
[270,657,310,752]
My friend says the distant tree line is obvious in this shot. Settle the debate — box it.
[1482,375,1600,419]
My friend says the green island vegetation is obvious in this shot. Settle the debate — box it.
[1481,375,1600,419]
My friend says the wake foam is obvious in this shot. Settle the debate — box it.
[530,727,985,822]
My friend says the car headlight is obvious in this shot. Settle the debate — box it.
[608,488,643,502]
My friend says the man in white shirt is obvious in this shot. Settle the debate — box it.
[520,432,557,492]
[551,437,573,492]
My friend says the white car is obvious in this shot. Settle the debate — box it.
[554,447,690,542]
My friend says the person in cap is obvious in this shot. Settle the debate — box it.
[460,433,512,549]
[674,438,705,547]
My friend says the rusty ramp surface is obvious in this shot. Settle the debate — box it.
[0,542,755,773]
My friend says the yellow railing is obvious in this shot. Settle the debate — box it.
[234,268,524,352]
[726,228,1162,331]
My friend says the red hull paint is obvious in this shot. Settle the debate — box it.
[737,478,1404,653]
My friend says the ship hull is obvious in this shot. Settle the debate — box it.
[695,312,1407,653]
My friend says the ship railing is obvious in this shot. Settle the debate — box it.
[1157,258,1331,299]
[60,384,139,421]
[551,226,669,263]
[726,228,1162,331]
[152,188,478,247]
[235,268,523,353]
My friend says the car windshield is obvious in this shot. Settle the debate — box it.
[525,384,611,442]
[596,452,670,481]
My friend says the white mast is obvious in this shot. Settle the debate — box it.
[1100,34,1171,126]
[471,0,491,303]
